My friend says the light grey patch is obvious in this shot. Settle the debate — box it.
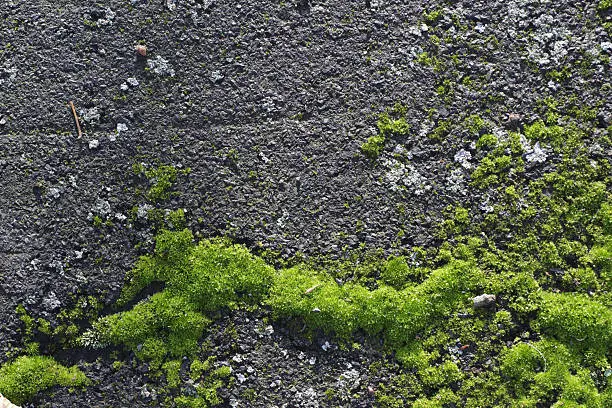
[147,56,176,77]
[454,148,472,169]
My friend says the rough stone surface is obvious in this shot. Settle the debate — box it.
[0,0,610,406]
[473,294,497,309]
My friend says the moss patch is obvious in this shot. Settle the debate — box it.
[0,355,89,405]
[77,117,610,407]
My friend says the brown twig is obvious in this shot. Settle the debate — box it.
[68,101,82,138]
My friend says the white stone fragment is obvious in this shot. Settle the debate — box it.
[473,294,496,308]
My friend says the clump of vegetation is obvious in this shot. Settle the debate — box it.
[416,51,445,72]
[536,292,611,353]
[361,134,385,158]
[429,119,452,141]
[361,104,410,159]
[133,163,190,201]
[379,256,420,289]
[475,133,498,149]
[463,114,488,136]
[500,340,606,406]
[174,368,228,408]
[598,0,612,12]
[0,355,89,405]
[85,228,483,357]
[423,8,443,25]
[83,229,274,364]
[267,260,484,343]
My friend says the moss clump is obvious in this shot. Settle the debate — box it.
[470,154,513,188]
[598,0,612,11]
[463,114,488,136]
[361,134,385,158]
[500,340,606,407]
[377,114,410,137]
[147,164,178,201]
[95,292,209,366]
[423,8,443,25]
[267,260,484,345]
[87,228,484,363]
[380,256,420,290]
[429,119,452,141]
[133,163,190,201]
[475,133,498,149]
[361,104,410,159]
[535,292,611,353]
[0,355,89,405]
[86,229,274,364]
[173,362,231,407]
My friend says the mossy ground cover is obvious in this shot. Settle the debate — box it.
[0,355,89,405]
[77,120,611,405]
[2,116,609,406]
[1,116,602,406]
[2,0,611,406]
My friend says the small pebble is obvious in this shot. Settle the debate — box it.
[135,44,147,57]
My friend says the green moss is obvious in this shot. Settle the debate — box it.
[212,366,231,379]
[134,164,190,202]
[16,304,35,339]
[173,364,228,407]
[146,165,178,201]
[163,359,182,389]
[416,51,443,71]
[377,114,410,137]
[190,357,214,381]
[361,134,385,158]
[413,388,458,408]
[419,361,463,389]
[547,66,572,82]
[470,154,513,188]
[429,119,452,141]
[268,260,484,345]
[0,355,89,405]
[423,8,443,25]
[476,133,498,149]
[361,106,411,159]
[523,120,567,146]
[598,0,612,11]
[536,292,611,353]
[380,256,420,289]
[501,340,605,406]
[464,114,487,136]
[98,292,209,365]
[86,230,274,364]
[92,215,103,227]
[37,318,52,336]
[395,342,429,370]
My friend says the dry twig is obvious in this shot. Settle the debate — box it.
[68,100,82,138]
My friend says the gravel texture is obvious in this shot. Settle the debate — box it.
[1,0,610,406]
